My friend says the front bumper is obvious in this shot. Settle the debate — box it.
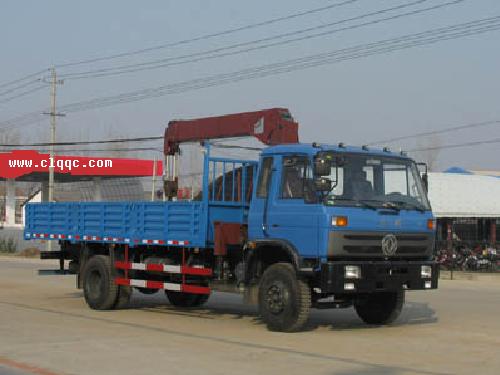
[319,260,439,293]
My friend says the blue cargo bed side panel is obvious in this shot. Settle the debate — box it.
[24,201,207,247]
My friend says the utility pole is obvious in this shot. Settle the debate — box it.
[44,68,64,202]
[43,67,64,251]
[45,67,64,202]
[151,155,157,201]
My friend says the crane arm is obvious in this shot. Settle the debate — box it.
[162,108,299,200]
[164,108,299,155]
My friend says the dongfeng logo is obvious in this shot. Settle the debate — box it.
[381,234,398,256]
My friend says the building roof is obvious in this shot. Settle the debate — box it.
[428,172,500,218]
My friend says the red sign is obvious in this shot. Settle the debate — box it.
[0,150,163,179]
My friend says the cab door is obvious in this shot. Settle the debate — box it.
[248,156,275,239]
[266,155,321,258]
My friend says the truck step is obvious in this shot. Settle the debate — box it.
[115,278,210,294]
[114,261,212,276]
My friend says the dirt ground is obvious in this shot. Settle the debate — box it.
[0,257,499,375]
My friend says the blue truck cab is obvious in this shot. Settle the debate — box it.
[25,141,438,332]
[247,144,437,298]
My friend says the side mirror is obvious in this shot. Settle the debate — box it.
[314,157,331,176]
[417,162,429,193]
[421,173,429,193]
[314,177,332,192]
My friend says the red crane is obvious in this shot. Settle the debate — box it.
[163,108,299,199]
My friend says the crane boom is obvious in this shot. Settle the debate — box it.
[164,108,299,155]
[162,108,299,200]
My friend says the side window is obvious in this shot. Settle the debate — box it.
[256,157,273,198]
[281,156,309,199]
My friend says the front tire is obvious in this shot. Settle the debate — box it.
[258,263,311,332]
[165,291,209,308]
[354,290,405,325]
[82,255,119,310]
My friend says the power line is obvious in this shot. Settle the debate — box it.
[0,69,48,90]
[2,15,499,130]
[55,0,362,69]
[0,147,162,153]
[2,132,498,154]
[0,79,41,97]
[409,137,500,152]
[61,0,458,80]
[0,135,163,147]
[368,119,500,145]
[58,16,500,113]
[0,85,46,105]
[0,110,45,131]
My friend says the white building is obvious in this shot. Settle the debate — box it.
[428,168,500,247]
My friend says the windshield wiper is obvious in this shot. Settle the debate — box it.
[390,200,427,212]
[357,200,379,210]
[332,198,378,210]
[382,201,401,211]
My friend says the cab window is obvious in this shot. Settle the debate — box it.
[256,157,273,198]
[281,156,312,199]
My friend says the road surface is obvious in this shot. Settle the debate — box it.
[0,257,499,375]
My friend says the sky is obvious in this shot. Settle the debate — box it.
[1,0,499,171]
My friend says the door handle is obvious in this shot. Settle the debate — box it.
[271,224,279,228]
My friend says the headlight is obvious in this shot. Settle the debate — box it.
[344,283,355,290]
[345,265,362,279]
[421,265,432,279]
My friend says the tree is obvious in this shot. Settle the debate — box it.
[412,136,442,172]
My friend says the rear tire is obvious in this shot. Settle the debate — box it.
[165,291,209,308]
[258,263,311,332]
[354,290,405,325]
[82,255,119,310]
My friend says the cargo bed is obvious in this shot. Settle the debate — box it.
[24,157,257,249]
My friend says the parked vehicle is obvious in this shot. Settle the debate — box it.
[25,108,438,332]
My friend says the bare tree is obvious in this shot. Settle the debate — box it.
[0,128,20,151]
[412,136,442,172]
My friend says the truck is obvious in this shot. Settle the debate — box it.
[24,108,438,332]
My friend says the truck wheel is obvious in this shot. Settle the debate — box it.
[354,290,405,325]
[258,263,311,332]
[165,291,209,308]
[114,286,132,309]
[82,255,119,310]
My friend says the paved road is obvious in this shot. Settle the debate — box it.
[0,258,499,375]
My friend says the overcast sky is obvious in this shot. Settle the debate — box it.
[1,0,499,171]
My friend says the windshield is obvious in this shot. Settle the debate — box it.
[323,153,430,211]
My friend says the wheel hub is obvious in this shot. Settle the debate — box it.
[266,281,288,314]
[87,270,102,299]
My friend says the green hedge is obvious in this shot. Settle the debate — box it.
[0,236,17,253]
